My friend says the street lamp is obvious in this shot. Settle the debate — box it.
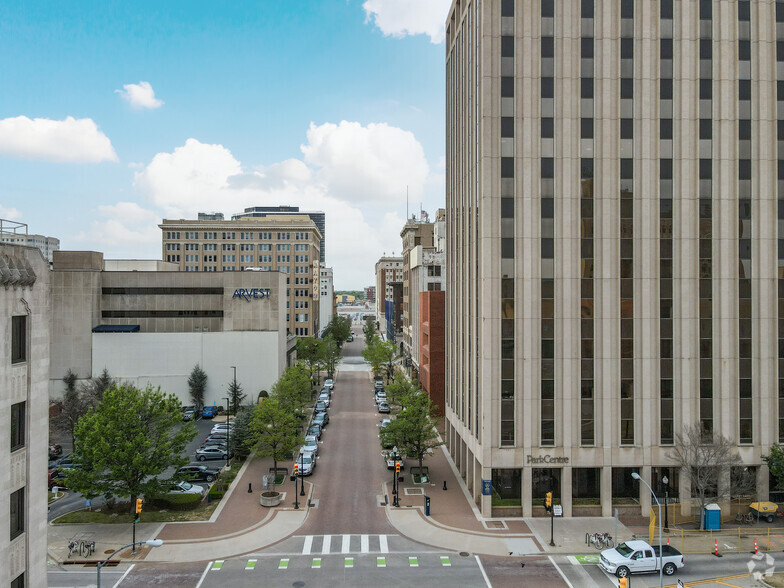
[391,445,399,507]
[97,539,163,587]
[224,395,231,471]
[632,472,663,588]
[662,475,669,531]
[300,452,305,496]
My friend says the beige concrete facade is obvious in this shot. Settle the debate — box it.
[374,256,403,337]
[400,220,435,359]
[50,251,287,405]
[446,0,781,517]
[160,215,321,337]
[0,245,50,587]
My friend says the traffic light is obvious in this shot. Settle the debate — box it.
[136,498,143,514]
[545,492,552,509]
[619,578,628,588]
[293,463,299,476]
[395,462,401,474]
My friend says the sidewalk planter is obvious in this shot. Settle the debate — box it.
[260,491,282,507]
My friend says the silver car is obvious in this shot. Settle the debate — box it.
[300,439,319,457]
[297,453,316,475]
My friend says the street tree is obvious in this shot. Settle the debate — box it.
[187,364,208,408]
[763,444,784,490]
[393,387,443,473]
[666,422,752,529]
[52,369,90,449]
[248,398,301,486]
[323,315,352,347]
[296,337,325,386]
[85,368,114,404]
[377,339,399,382]
[226,406,255,460]
[364,316,377,339]
[321,335,341,377]
[227,377,246,414]
[65,384,197,513]
[272,364,311,415]
[362,334,386,374]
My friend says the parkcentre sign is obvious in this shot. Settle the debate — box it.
[526,454,569,465]
[232,288,271,301]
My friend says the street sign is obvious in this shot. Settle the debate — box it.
[85,499,91,508]
[553,505,563,517]
[481,480,492,496]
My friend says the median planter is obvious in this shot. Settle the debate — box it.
[260,491,282,507]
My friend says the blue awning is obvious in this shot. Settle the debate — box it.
[92,324,140,333]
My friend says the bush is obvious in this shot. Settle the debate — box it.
[208,485,225,501]
[150,493,203,511]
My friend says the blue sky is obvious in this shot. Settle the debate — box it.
[0,0,450,288]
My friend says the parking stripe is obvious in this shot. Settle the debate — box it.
[322,534,331,554]
[341,534,351,553]
[379,534,388,553]
[245,559,256,570]
[361,535,369,553]
[278,558,289,570]
[211,561,223,571]
[302,535,314,555]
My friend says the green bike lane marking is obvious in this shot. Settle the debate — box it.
[211,560,224,570]
[245,559,256,570]
[312,558,322,569]
[278,558,289,570]
[409,556,419,567]
[440,556,451,566]
[345,557,354,568]
[377,556,386,568]
[574,554,601,564]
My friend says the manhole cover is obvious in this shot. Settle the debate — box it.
[292,582,306,587]
[459,551,470,557]
[104,550,114,555]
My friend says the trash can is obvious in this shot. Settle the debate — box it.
[424,496,431,517]
[703,503,721,530]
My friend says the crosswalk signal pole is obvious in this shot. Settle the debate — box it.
[546,492,554,547]
[133,498,143,554]
[293,464,300,510]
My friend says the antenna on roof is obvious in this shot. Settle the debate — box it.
[406,185,409,220]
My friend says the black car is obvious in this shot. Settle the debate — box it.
[314,401,327,413]
[312,412,329,427]
[177,465,221,483]
[307,424,322,439]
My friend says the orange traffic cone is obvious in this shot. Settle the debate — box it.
[753,538,759,555]
[713,540,722,557]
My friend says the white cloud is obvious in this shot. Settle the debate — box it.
[301,120,429,205]
[115,81,164,110]
[0,205,22,220]
[363,0,452,43]
[0,116,118,163]
[130,122,432,287]
[71,201,161,258]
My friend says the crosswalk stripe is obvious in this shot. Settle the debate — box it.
[379,534,389,553]
[441,556,451,567]
[245,559,256,570]
[312,558,321,569]
[211,561,223,571]
[322,534,331,554]
[377,556,386,568]
[409,556,418,567]
[341,534,351,553]
[345,557,354,568]
[278,558,289,570]
[361,535,369,553]
[302,535,314,555]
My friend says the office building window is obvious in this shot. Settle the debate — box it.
[10,487,24,540]
[11,401,25,451]
[11,315,25,364]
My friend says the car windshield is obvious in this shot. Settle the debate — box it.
[181,482,192,490]
[615,543,634,557]
[301,456,313,464]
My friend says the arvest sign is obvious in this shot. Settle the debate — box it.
[232,288,271,301]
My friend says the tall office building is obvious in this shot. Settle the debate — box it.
[233,206,326,263]
[374,256,403,338]
[160,214,321,337]
[319,266,335,331]
[400,219,434,359]
[0,220,59,263]
[0,243,50,587]
[446,0,779,518]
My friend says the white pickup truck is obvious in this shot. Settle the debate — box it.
[600,539,684,578]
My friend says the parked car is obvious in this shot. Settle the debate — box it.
[204,432,229,443]
[383,451,404,470]
[195,445,232,461]
[307,424,322,439]
[177,465,221,483]
[347,334,354,342]
[202,406,217,419]
[380,419,394,448]
[167,480,205,497]
[53,455,80,470]
[300,438,319,457]
[374,378,384,390]
[182,405,198,421]
[378,402,390,414]
[312,412,329,427]
[48,444,63,460]
[324,378,335,390]
[318,393,331,407]
[375,392,387,405]
[321,386,332,398]
[297,452,316,475]
[314,401,328,414]
[210,423,230,435]
[48,469,67,489]
[600,540,684,578]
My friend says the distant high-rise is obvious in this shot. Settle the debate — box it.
[446,0,777,518]
[0,220,59,263]
[233,206,326,263]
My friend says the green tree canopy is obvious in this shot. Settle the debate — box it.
[248,398,301,486]
[228,377,246,414]
[272,364,311,415]
[52,369,90,449]
[321,335,341,376]
[227,406,255,460]
[187,364,208,408]
[763,444,784,490]
[65,384,197,512]
[296,337,325,385]
[364,316,377,339]
[85,368,114,404]
[322,315,352,347]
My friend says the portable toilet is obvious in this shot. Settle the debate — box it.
[703,503,721,530]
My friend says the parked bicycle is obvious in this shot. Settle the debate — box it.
[735,511,755,525]
[587,532,614,549]
[66,538,95,558]
[67,539,80,558]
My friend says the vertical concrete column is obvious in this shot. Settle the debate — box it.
[480,463,492,517]
[639,465,652,517]
[679,466,692,517]
[601,466,612,517]
[717,467,731,515]
[523,466,533,517]
[757,466,769,504]
[561,467,572,517]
